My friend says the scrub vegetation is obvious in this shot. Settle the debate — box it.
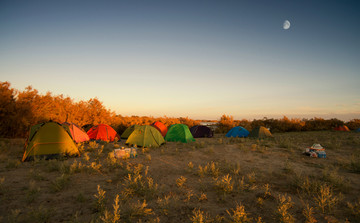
[1,81,359,138]
[1,82,360,222]
[0,131,360,222]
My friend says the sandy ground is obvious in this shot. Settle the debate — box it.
[0,131,360,222]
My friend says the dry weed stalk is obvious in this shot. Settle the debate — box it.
[215,174,233,193]
[176,176,187,188]
[226,203,252,223]
[314,184,338,213]
[190,208,212,223]
[100,194,121,223]
[303,204,317,223]
[277,194,294,223]
[94,185,107,213]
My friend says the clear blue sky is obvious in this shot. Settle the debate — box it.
[1,0,359,120]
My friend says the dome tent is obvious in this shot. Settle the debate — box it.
[126,125,165,148]
[248,126,273,139]
[62,122,90,143]
[121,124,140,139]
[87,124,120,142]
[190,125,214,138]
[226,126,249,138]
[165,124,195,143]
[151,121,168,137]
[334,125,350,131]
[22,121,80,161]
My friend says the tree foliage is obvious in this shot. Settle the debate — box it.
[1,82,358,137]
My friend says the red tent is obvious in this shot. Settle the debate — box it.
[334,125,350,131]
[152,121,168,137]
[62,122,90,143]
[87,124,120,141]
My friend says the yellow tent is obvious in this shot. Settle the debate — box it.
[22,122,80,161]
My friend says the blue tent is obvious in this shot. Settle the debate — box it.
[226,126,249,138]
[356,128,360,132]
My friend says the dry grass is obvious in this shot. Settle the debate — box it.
[0,131,359,222]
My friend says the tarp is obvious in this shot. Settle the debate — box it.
[190,125,214,138]
[165,124,195,143]
[126,125,165,147]
[226,126,249,138]
[22,122,79,161]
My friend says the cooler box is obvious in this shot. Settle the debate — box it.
[316,151,326,158]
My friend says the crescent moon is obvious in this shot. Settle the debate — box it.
[283,20,290,30]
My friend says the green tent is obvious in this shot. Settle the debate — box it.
[248,126,273,139]
[121,124,140,139]
[22,122,79,161]
[126,125,165,148]
[165,124,195,143]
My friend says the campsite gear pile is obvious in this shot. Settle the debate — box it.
[114,147,137,159]
[304,144,326,158]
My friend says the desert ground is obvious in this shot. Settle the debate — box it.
[1,131,360,223]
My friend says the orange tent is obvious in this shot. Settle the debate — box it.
[334,125,350,131]
[62,122,90,143]
[87,124,120,141]
[152,121,168,137]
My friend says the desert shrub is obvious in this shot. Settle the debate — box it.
[215,174,233,194]
[198,192,208,202]
[314,184,338,214]
[125,200,153,220]
[190,208,212,223]
[302,204,317,223]
[291,174,321,196]
[26,180,40,203]
[0,177,5,194]
[6,159,21,169]
[349,155,360,173]
[226,203,252,223]
[51,174,70,192]
[321,167,348,192]
[28,205,53,223]
[100,194,121,223]
[277,194,294,223]
[7,209,21,223]
[176,176,187,188]
[70,160,85,174]
[94,185,107,214]
[121,173,158,199]
[347,198,360,220]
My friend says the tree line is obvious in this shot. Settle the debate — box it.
[217,115,360,133]
[0,82,199,138]
[1,81,359,138]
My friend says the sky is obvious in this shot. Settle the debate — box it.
[1,0,359,121]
